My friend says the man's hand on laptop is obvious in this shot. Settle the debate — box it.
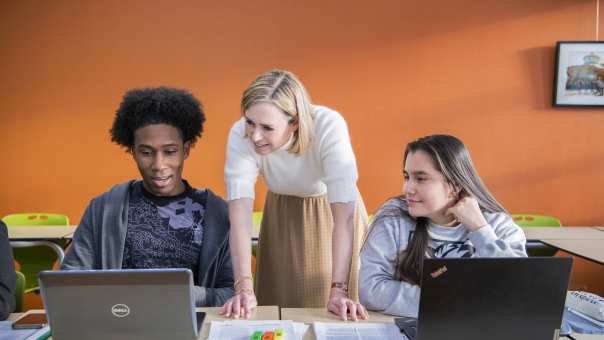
[220,283,257,319]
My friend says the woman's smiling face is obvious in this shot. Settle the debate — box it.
[403,150,457,225]
[244,102,298,155]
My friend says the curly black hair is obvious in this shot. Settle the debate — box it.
[110,87,205,149]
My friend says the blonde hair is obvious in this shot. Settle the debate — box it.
[241,69,315,155]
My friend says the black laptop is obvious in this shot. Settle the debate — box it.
[39,268,205,340]
[396,257,572,340]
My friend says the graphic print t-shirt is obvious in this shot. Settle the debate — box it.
[422,223,475,258]
[122,181,205,282]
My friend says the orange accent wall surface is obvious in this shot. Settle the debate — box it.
[1,1,603,292]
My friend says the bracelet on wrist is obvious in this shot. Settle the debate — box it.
[330,282,349,292]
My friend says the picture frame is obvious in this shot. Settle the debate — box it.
[553,41,604,107]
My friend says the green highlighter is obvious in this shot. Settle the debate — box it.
[250,331,264,340]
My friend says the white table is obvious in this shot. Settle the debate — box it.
[7,225,76,241]
[540,239,604,265]
[8,306,281,340]
[522,227,604,240]
[522,227,604,265]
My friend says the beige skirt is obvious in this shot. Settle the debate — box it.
[254,191,368,307]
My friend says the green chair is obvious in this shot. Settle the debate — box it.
[3,213,69,293]
[3,213,70,226]
[512,214,561,227]
[251,212,263,277]
[512,214,561,257]
[251,211,262,252]
[14,271,25,313]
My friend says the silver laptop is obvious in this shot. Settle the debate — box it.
[39,268,204,340]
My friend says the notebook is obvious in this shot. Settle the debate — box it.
[39,268,204,340]
[396,257,573,340]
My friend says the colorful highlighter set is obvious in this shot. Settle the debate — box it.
[250,328,285,340]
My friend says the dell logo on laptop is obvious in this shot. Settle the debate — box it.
[111,304,130,318]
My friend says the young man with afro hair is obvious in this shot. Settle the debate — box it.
[62,87,234,306]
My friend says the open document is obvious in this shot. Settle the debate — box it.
[313,322,405,340]
[208,319,308,340]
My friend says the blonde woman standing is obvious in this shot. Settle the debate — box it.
[220,69,368,320]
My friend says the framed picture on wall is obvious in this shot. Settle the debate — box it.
[553,41,604,107]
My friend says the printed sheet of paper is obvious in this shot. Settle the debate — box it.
[208,319,308,340]
[313,322,406,340]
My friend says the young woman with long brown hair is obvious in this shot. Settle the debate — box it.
[359,134,527,316]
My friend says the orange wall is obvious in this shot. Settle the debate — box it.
[1,1,603,292]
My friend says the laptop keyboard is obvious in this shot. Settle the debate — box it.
[394,317,418,340]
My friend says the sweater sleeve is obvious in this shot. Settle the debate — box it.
[317,109,359,203]
[62,200,99,270]
[468,213,527,257]
[192,237,234,306]
[359,215,421,317]
[224,119,259,201]
[192,193,235,307]
[0,222,16,320]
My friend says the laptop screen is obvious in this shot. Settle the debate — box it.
[416,257,572,340]
[39,268,201,340]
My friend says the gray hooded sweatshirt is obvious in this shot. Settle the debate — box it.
[359,198,527,317]
[62,181,234,307]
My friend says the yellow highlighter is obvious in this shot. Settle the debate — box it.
[274,328,285,340]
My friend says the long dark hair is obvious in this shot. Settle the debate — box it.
[375,134,506,285]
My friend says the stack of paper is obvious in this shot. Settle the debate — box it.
[313,322,405,340]
[208,319,308,340]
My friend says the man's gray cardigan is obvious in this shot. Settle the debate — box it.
[62,181,234,306]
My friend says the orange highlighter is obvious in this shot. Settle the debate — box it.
[261,331,274,340]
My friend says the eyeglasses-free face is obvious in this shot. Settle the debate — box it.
[132,123,190,197]
[403,150,458,226]
[244,102,298,155]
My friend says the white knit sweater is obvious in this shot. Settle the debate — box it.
[224,105,359,203]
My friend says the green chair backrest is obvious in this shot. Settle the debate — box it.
[2,213,69,226]
[3,213,69,292]
[250,212,264,279]
[513,214,561,257]
[252,211,263,232]
[512,214,562,227]
[14,271,25,313]
[251,212,263,258]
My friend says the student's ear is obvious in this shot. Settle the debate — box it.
[454,187,466,200]
[183,142,191,160]
[447,182,461,200]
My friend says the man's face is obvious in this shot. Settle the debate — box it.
[132,123,190,197]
